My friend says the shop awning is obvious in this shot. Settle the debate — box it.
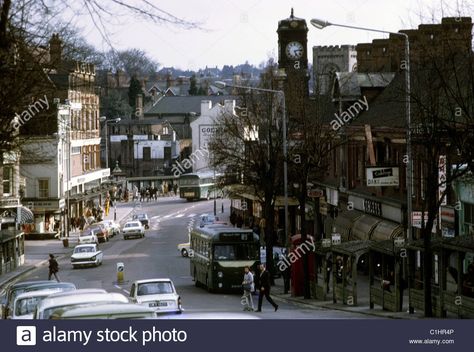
[331,210,364,241]
[18,206,34,224]
[351,215,382,241]
[371,221,404,241]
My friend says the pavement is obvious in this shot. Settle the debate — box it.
[0,201,136,291]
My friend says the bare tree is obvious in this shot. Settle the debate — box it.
[209,65,285,278]
[406,18,474,317]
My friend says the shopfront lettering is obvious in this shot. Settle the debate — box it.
[364,199,382,217]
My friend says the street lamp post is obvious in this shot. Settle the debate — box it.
[99,116,121,170]
[310,18,412,241]
[214,81,289,250]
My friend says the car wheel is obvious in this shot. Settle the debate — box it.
[181,249,188,257]
[145,225,149,229]
[124,236,128,240]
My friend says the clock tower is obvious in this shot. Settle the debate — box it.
[277,8,310,120]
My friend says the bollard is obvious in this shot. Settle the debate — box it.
[117,262,124,283]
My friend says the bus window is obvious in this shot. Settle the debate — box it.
[213,244,258,261]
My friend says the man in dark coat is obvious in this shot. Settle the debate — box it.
[48,254,60,282]
[256,263,278,312]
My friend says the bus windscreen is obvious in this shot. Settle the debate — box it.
[213,243,258,261]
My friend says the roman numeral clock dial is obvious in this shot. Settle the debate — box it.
[285,41,303,60]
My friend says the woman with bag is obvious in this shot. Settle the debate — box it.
[241,266,254,311]
[48,254,60,282]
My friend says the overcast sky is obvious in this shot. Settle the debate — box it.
[69,0,469,70]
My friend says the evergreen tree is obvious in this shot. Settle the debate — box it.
[128,75,142,110]
[188,74,198,95]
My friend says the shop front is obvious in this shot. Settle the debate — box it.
[22,198,65,239]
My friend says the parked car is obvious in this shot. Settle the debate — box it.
[129,278,182,314]
[12,288,67,319]
[49,303,158,319]
[122,221,145,240]
[90,224,109,243]
[132,213,150,229]
[71,244,103,268]
[34,289,127,319]
[1,281,76,319]
[177,242,191,257]
[99,220,120,237]
[78,227,100,245]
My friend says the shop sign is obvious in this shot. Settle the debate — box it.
[319,197,328,216]
[438,156,447,205]
[307,188,323,198]
[331,233,341,245]
[412,211,437,233]
[0,198,20,207]
[366,167,399,186]
[394,237,405,247]
[364,199,382,217]
[322,238,331,248]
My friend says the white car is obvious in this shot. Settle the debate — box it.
[12,288,66,319]
[34,289,127,319]
[78,227,100,244]
[98,220,121,237]
[177,242,191,257]
[129,279,182,314]
[48,303,158,319]
[122,221,145,240]
[71,244,103,268]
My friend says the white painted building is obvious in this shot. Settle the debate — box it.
[190,99,236,172]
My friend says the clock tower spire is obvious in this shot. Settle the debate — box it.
[277,9,310,118]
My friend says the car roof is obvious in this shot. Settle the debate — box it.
[15,288,67,301]
[50,303,156,319]
[134,278,173,284]
[125,220,141,225]
[23,282,76,291]
[37,291,127,311]
[9,280,51,290]
[74,244,96,249]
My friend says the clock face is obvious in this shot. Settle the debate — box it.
[285,41,303,59]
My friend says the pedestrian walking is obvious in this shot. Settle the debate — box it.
[48,254,60,282]
[241,266,255,311]
[281,250,291,294]
[256,264,278,312]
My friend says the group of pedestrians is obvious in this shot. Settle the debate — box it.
[241,264,279,312]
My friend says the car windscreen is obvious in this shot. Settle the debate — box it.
[137,282,173,295]
[15,296,43,316]
[124,222,140,228]
[74,246,94,254]
[213,243,258,261]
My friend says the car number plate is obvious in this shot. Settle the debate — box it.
[149,302,167,307]
[184,192,194,197]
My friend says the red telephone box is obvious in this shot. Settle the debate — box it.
[290,234,316,296]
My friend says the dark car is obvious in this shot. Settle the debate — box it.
[90,224,109,243]
[132,213,149,229]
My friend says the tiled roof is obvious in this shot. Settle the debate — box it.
[145,95,236,115]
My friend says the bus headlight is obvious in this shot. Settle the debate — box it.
[217,271,223,278]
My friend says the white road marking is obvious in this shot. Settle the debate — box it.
[175,214,184,218]
[187,213,196,217]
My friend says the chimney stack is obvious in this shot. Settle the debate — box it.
[49,33,62,67]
